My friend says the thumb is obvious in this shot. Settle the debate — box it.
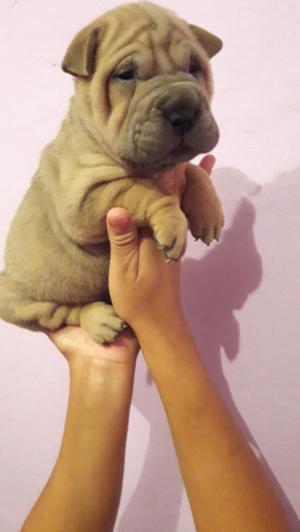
[199,154,216,176]
[106,208,138,257]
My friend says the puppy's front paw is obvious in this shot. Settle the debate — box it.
[80,302,127,344]
[189,199,224,245]
[182,163,224,246]
[153,210,188,261]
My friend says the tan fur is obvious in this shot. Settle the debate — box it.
[0,2,224,343]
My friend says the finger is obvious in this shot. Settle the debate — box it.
[199,154,216,176]
[138,227,165,269]
[106,208,138,258]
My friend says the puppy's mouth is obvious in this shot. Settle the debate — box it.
[168,140,194,158]
[120,117,219,175]
[122,140,195,174]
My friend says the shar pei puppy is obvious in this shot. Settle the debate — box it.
[0,1,224,343]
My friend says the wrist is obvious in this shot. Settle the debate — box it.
[135,318,212,416]
[135,313,194,363]
[69,355,136,372]
[132,309,188,339]
[69,356,136,396]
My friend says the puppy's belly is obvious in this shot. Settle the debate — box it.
[6,235,109,305]
[4,188,110,305]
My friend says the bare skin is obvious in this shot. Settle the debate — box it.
[21,327,138,532]
[21,155,289,532]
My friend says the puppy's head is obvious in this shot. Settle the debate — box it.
[62,2,222,174]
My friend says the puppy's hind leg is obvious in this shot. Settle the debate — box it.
[0,271,81,331]
[0,273,126,344]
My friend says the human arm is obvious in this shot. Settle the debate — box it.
[105,155,290,532]
[21,328,139,532]
[135,322,289,532]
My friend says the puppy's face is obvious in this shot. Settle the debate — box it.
[63,3,222,174]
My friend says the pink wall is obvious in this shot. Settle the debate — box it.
[0,1,299,530]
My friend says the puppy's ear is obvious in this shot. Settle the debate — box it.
[189,25,223,58]
[62,24,99,78]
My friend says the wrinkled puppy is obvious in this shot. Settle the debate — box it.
[0,2,224,343]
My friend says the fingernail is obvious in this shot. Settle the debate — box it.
[109,214,129,231]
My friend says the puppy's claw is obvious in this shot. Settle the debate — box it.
[154,236,163,250]
[164,236,177,252]
[155,235,178,252]
[215,227,222,241]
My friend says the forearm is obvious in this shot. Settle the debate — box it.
[137,319,289,532]
[22,358,136,532]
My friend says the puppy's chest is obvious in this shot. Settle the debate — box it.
[152,166,186,199]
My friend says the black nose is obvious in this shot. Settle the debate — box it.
[165,107,199,136]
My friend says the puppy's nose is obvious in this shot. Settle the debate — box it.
[160,98,200,136]
[167,108,199,135]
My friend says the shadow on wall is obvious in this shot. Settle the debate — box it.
[117,167,300,532]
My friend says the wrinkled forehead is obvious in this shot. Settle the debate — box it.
[98,5,209,75]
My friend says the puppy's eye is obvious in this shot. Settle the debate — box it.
[116,69,136,80]
[189,59,202,76]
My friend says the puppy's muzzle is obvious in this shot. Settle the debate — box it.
[158,93,203,136]
[165,106,199,136]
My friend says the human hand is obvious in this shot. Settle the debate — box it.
[106,155,216,333]
[106,208,182,333]
[199,153,216,174]
[48,326,139,367]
